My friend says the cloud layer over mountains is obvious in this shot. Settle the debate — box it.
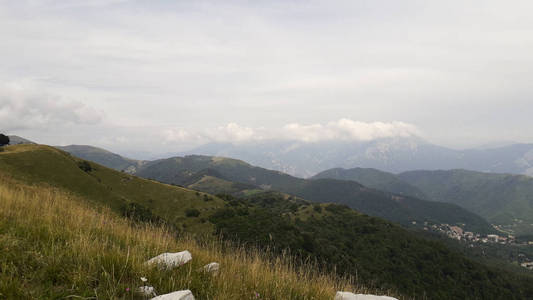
[161,119,421,146]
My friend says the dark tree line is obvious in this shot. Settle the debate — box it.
[0,134,9,146]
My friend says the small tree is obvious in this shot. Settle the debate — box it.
[0,134,9,146]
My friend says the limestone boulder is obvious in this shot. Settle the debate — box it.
[146,251,192,269]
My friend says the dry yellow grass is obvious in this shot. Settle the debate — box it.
[0,178,369,299]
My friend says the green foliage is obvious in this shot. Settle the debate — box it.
[185,208,201,218]
[77,160,93,172]
[120,202,162,223]
[210,193,533,299]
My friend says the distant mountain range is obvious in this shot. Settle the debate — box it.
[183,137,533,177]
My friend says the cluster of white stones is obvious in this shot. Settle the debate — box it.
[141,251,397,300]
[140,251,220,300]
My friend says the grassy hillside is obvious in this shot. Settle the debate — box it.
[0,179,358,299]
[57,144,142,172]
[312,167,426,199]
[0,144,224,234]
[399,169,533,235]
[136,155,494,234]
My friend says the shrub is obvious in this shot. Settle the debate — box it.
[185,208,201,218]
[77,161,93,172]
[120,202,161,223]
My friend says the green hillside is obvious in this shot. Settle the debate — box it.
[0,175,355,299]
[0,144,224,234]
[312,167,426,199]
[399,169,533,236]
[135,155,494,234]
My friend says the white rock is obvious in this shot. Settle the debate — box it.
[202,262,219,274]
[335,292,398,300]
[146,251,192,269]
[138,286,156,297]
[150,290,195,300]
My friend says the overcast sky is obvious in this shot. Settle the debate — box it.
[1,0,533,156]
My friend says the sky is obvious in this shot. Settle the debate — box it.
[1,0,533,157]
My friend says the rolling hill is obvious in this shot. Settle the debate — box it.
[312,167,426,199]
[0,144,224,234]
[134,155,494,234]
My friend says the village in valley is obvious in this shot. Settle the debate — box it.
[412,221,533,271]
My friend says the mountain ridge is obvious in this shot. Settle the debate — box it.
[183,138,533,177]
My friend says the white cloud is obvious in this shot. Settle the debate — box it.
[160,119,421,146]
[283,119,421,142]
[206,123,257,143]
[0,82,104,132]
[162,123,259,145]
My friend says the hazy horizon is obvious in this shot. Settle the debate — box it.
[2,1,533,156]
